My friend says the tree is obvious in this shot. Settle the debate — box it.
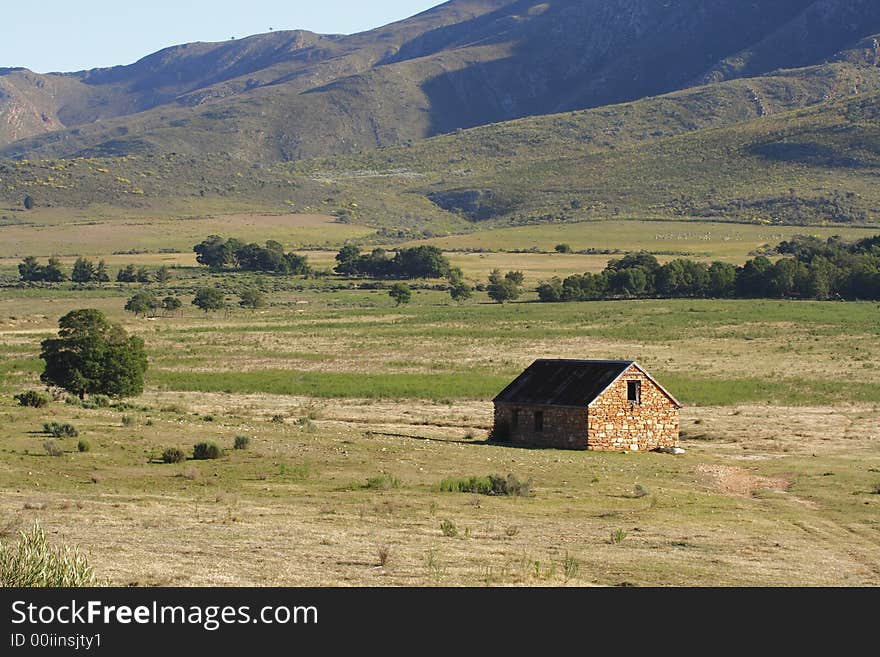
[124,291,159,317]
[71,258,96,283]
[42,258,66,282]
[40,309,148,399]
[388,282,412,306]
[707,261,737,297]
[193,235,238,270]
[334,245,362,276]
[135,267,152,283]
[537,278,564,302]
[238,288,267,311]
[192,288,226,313]
[554,243,573,254]
[161,296,182,315]
[449,281,473,303]
[487,269,521,303]
[23,195,34,210]
[117,264,137,283]
[94,260,110,283]
[18,256,42,282]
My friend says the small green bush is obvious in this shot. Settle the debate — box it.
[363,474,400,490]
[440,520,458,538]
[633,484,650,498]
[121,415,134,426]
[0,524,96,586]
[192,442,223,460]
[233,435,251,450]
[91,395,111,408]
[440,474,532,497]
[43,441,63,457]
[76,440,90,453]
[42,422,79,438]
[562,553,580,580]
[14,390,50,408]
[162,448,186,464]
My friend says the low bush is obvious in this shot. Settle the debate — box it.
[43,441,63,457]
[363,474,400,490]
[42,422,78,438]
[440,520,458,538]
[162,448,186,464]
[14,390,50,408]
[192,442,223,460]
[76,440,90,453]
[233,435,251,450]
[440,474,532,497]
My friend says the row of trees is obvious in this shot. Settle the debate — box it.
[18,257,172,284]
[124,288,268,317]
[536,236,880,302]
[193,236,309,274]
[334,245,451,279]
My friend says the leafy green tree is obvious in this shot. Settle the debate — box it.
[537,278,564,302]
[487,269,521,303]
[449,281,473,303]
[116,264,137,283]
[554,243,573,254]
[334,245,362,276]
[707,261,737,297]
[124,291,159,317]
[71,258,96,283]
[504,271,524,286]
[193,235,239,270]
[388,282,412,306]
[94,260,110,283]
[18,256,42,282]
[238,288,267,310]
[40,309,148,399]
[42,258,66,282]
[162,296,182,314]
[192,288,226,313]
[135,267,152,283]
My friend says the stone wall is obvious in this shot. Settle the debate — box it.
[586,365,679,451]
[493,403,588,450]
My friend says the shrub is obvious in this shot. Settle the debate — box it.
[871,483,880,495]
[439,474,532,497]
[633,484,650,498]
[162,448,186,464]
[270,414,285,424]
[43,441,63,457]
[363,474,400,490]
[488,473,532,497]
[14,390,50,408]
[440,520,458,538]
[42,422,79,438]
[91,394,111,408]
[76,440,90,453]
[0,523,96,586]
[562,553,580,580]
[377,545,391,567]
[192,442,223,460]
[610,529,628,544]
[121,415,134,427]
[233,435,251,450]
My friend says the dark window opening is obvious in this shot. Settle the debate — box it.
[511,410,519,429]
[627,380,641,404]
[534,411,544,432]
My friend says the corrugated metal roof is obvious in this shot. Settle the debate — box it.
[493,359,634,407]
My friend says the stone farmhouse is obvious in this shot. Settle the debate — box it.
[492,360,681,451]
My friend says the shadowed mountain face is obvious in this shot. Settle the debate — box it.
[2,0,879,161]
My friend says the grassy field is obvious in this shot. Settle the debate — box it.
[1,221,879,587]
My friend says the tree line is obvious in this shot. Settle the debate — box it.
[536,235,880,302]
[193,236,309,274]
[334,245,452,279]
[18,257,172,284]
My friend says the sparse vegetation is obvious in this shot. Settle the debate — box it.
[233,435,251,450]
[440,520,458,538]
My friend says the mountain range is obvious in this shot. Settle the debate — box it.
[2,0,879,162]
